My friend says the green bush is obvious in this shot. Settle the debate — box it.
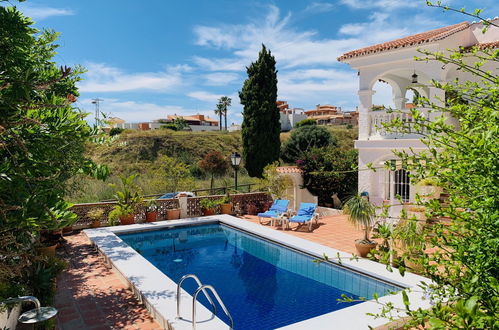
[281,125,336,163]
[295,119,317,128]
[297,146,357,205]
[109,127,124,136]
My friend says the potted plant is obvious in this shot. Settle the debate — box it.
[146,200,158,222]
[219,192,233,215]
[343,194,377,257]
[87,208,105,228]
[416,178,442,202]
[166,207,181,220]
[394,219,425,273]
[200,198,218,216]
[108,174,143,225]
[37,231,61,257]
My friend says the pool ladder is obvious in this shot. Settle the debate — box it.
[176,274,234,329]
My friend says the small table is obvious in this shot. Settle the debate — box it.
[271,213,289,229]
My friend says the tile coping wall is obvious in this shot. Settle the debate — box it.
[84,215,432,330]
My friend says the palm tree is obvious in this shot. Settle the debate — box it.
[218,96,232,130]
[343,194,375,242]
[214,103,223,130]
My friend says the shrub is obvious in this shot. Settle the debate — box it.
[281,125,336,163]
[297,146,357,205]
[295,119,317,128]
[109,127,124,136]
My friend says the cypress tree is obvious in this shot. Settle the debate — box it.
[239,44,281,177]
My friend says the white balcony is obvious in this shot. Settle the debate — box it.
[368,109,427,140]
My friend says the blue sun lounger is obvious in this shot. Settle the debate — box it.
[257,199,290,225]
[286,203,318,232]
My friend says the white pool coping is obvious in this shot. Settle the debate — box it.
[84,215,432,329]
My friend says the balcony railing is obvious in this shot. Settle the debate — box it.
[369,109,426,139]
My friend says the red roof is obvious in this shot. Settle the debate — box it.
[338,21,469,61]
[467,41,499,50]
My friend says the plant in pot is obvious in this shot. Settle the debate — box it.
[394,218,425,273]
[87,208,105,228]
[200,198,218,216]
[145,200,158,222]
[108,174,143,225]
[343,194,377,257]
[219,192,233,215]
[166,204,181,220]
[416,177,442,202]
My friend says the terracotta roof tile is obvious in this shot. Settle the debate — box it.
[276,166,303,174]
[338,21,469,61]
[466,41,499,50]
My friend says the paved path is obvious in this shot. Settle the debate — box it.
[55,232,163,330]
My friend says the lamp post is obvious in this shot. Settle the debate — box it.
[230,152,241,191]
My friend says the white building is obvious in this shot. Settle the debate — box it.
[277,100,307,131]
[338,19,498,214]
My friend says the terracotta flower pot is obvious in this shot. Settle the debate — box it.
[146,211,158,222]
[37,243,57,257]
[119,214,135,225]
[91,220,101,228]
[203,208,216,216]
[355,240,377,258]
[166,209,180,220]
[220,203,233,215]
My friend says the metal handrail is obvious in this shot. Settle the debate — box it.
[176,274,216,319]
[193,284,233,330]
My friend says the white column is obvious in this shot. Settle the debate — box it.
[428,86,445,107]
[393,97,408,110]
[358,89,375,140]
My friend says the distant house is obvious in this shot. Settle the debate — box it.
[277,100,307,131]
[304,104,358,125]
[154,114,220,131]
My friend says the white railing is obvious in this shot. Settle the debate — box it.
[369,110,426,139]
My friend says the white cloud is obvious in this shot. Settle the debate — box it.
[78,63,183,93]
[203,72,240,86]
[304,2,335,14]
[192,5,442,73]
[18,4,75,20]
[188,91,238,104]
[78,98,199,122]
[340,0,419,10]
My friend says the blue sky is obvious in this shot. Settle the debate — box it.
[10,0,498,124]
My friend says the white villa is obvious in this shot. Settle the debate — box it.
[338,19,499,214]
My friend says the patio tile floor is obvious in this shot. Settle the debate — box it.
[55,232,163,330]
[54,213,365,329]
[239,214,366,255]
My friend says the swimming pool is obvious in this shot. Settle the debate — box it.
[85,215,431,329]
[119,223,400,329]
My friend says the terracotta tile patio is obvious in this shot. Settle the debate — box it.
[55,232,163,330]
[239,214,367,255]
[54,214,365,329]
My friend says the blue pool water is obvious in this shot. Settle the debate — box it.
[120,224,400,329]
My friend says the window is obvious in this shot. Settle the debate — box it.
[394,169,410,202]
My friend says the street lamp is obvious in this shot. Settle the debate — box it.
[230,152,241,191]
